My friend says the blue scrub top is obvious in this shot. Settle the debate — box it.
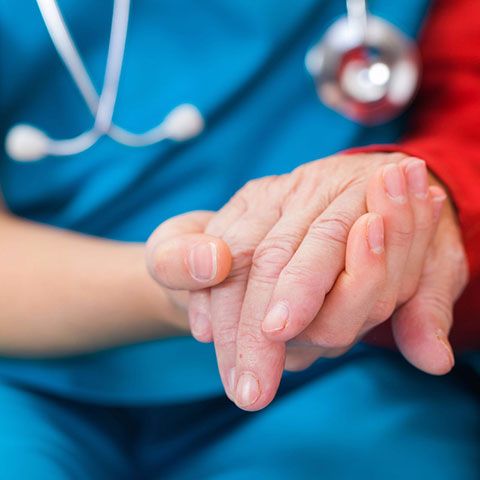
[0,0,433,404]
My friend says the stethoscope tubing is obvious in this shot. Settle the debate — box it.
[6,0,418,161]
[37,0,172,148]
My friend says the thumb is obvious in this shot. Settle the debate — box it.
[392,221,468,375]
[146,211,232,291]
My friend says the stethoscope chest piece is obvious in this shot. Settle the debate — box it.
[306,13,421,125]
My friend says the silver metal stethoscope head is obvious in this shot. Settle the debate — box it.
[5,0,205,162]
[5,0,421,162]
[306,0,421,124]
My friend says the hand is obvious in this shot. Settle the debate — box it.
[146,153,468,411]
[186,153,456,410]
[145,211,233,332]
[384,178,469,372]
[282,170,469,376]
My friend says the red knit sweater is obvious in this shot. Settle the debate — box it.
[355,0,480,350]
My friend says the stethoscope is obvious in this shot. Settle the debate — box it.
[5,0,420,162]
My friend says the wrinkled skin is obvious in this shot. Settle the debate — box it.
[147,153,468,411]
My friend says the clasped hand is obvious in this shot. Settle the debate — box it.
[147,153,468,411]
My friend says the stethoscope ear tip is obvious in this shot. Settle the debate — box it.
[162,104,205,141]
[5,124,49,162]
[4,104,205,163]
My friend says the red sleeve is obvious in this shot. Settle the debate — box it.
[350,0,480,350]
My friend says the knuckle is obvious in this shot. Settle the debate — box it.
[221,234,257,278]
[412,208,434,236]
[386,152,410,164]
[413,212,433,234]
[348,268,385,297]
[314,329,357,350]
[285,356,316,372]
[251,235,299,281]
[241,176,277,197]
[237,328,260,351]
[372,273,387,294]
[390,218,415,246]
[371,294,397,321]
[229,241,256,264]
[308,213,351,248]
[281,263,317,287]
[206,193,249,237]
[398,285,418,305]
[284,349,318,372]
[390,228,415,248]
[230,178,270,213]
[241,178,260,195]
[242,176,286,217]
[444,242,469,288]
[402,287,453,332]
[229,191,249,214]
[422,288,453,322]
[237,325,274,360]
[397,274,420,304]
[214,324,237,350]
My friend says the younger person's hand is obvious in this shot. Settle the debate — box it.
[145,211,233,333]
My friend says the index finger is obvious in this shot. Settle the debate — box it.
[234,190,365,410]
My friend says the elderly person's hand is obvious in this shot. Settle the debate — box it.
[147,152,468,411]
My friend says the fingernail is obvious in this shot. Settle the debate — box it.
[383,164,407,203]
[367,214,384,254]
[405,159,428,199]
[431,187,447,222]
[435,329,455,369]
[191,312,210,338]
[188,242,217,282]
[262,302,289,333]
[228,367,236,395]
[236,372,260,407]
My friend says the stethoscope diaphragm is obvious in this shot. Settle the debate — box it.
[306,4,420,124]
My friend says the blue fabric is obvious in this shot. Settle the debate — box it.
[0,0,443,403]
[1,4,478,477]
[0,349,478,479]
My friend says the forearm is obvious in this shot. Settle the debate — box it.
[0,211,186,357]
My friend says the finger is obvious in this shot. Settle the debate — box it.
[430,186,448,223]
[229,206,322,408]
[188,191,252,344]
[285,344,348,371]
[234,189,365,410]
[213,212,281,401]
[229,171,343,409]
[392,210,468,375]
[284,345,325,372]
[294,213,386,349]
[146,211,232,291]
[259,188,365,342]
[396,158,435,302]
[203,178,285,400]
[188,289,213,343]
[366,163,415,321]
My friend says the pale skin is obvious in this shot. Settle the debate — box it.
[0,153,468,412]
[0,198,232,356]
[0,207,186,356]
[148,152,468,410]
